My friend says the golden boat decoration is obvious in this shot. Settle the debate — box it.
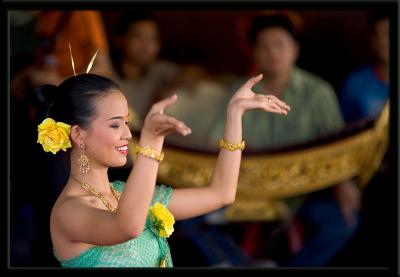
[129,102,389,221]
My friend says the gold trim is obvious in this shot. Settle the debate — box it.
[224,199,291,221]
[358,102,389,188]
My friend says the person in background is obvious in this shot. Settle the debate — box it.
[11,10,113,123]
[335,10,390,267]
[341,10,389,124]
[110,12,180,131]
[35,11,113,79]
[209,13,362,267]
[159,64,231,150]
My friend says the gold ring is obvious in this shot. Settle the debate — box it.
[267,97,272,103]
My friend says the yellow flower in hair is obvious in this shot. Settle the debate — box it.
[149,202,175,238]
[37,118,72,154]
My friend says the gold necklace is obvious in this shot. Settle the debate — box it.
[71,176,121,213]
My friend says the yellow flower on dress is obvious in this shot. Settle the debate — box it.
[37,118,72,154]
[149,202,175,238]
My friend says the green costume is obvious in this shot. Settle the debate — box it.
[54,182,174,267]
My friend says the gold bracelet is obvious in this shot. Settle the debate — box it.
[134,144,164,162]
[219,138,245,151]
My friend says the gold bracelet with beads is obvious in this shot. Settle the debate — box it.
[219,138,245,151]
[134,144,164,162]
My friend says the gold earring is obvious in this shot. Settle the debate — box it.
[79,144,90,174]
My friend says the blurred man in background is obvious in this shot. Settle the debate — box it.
[209,13,362,267]
[341,11,389,124]
[110,12,180,130]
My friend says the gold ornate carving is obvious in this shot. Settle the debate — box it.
[128,102,389,221]
[357,102,390,188]
[224,200,291,221]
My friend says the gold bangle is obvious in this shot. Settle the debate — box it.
[219,138,245,151]
[134,145,164,162]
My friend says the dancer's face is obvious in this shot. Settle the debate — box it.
[83,90,132,168]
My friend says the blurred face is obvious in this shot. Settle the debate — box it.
[371,18,389,66]
[84,91,132,168]
[252,27,299,77]
[124,20,160,67]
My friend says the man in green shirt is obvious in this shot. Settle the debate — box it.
[209,13,361,266]
[210,67,344,150]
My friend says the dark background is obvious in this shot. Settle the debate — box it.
[103,10,373,95]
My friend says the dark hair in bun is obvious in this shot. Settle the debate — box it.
[41,73,120,129]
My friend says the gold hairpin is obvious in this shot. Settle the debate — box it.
[86,49,99,74]
[68,43,99,75]
[68,43,77,76]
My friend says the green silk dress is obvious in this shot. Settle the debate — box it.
[54,181,174,267]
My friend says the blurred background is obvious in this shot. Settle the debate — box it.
[9,9,393,268]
